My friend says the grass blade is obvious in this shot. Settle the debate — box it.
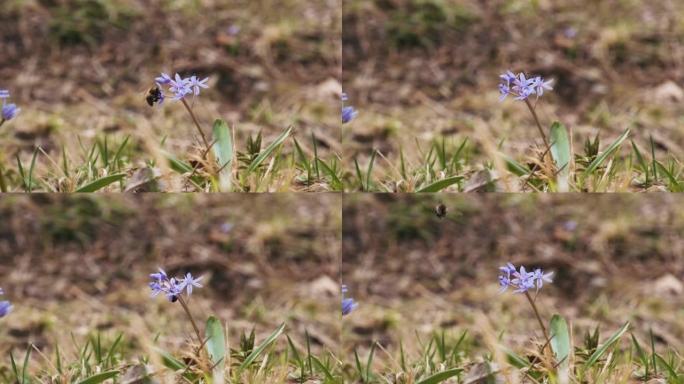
[415,368,463,384]
[247,126,293,174]
[238,323,286,372]
[550,121,571,192]
[76,371,119,384]
[205,316,226,383]
[583,128,630,176]
[583,322,630,371]
[416,176,463,192]
[212,119,234,192]
[75,174,126,192]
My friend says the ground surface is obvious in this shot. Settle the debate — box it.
[342,0,684,191]
[0,194,342,380]
[342,194,684,379]
[0,0,341,192]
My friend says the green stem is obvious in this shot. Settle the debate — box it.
[524,99,550,151]
[178,295,203,345]
[181,98,210,150]
[524,291,550,352]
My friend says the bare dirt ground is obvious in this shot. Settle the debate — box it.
[343,0,684,181]
[342,194,684,368]
[0,194,341,372]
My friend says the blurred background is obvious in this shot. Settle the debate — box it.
[0,0,341,183]
[343,0,684,181]
[342,194,684,367]
[0,194,341,373]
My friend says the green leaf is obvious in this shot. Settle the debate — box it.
[76,173,126,192]
[655,161,682,192]
[205,316,226,383]
[247,126,293,174]
[504,348,530,369]
[550,122,571,192]
[415,368,463,384]
[502,154,530,177]
[416,176,463,192]
[212,119,234,192]
[238,323,286,372]
[310,355,337,383]
[76,371,119,384]
[584,322,630,371]
[550,314,571,383]
[584,128,630,176]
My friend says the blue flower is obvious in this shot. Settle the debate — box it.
[341,284,358,316]
[154,73,210,102]
[0,301,11,318]
[342,106,358,124]
[169,74,192,100]
[0,90,20,121]
[149,268,203,302]
[498,263,553,294]
[189,76,209,96]
[498,71,553,102]
[342,92,358,124]
[155,73,172,85]
[180,273,203,296]
[0,288,11,318]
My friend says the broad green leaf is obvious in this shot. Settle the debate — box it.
[584,128,630,176]
[76,371,119,384]
[550,314,571,384]
[205,316,226,383]
[247,126,293,174]
[416,176,463,192]
[76,173,126,192]
[212,119,234,192]
[550,122,571,192]
[238,323,286,372]
[584,322,630,371]
[415,368,463,384]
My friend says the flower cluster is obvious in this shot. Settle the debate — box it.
[155,73,210,103]
[342,92,358,124]
[149,269,203,302]
[498,263,553,294]
[341,284,358,316]
[0,288,12,318]
[498,71,553,101]
[0,89,20,121]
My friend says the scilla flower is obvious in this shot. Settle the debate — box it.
[499,71,553,101]
[499,263,553,293]
[0,89,20,122]
[341,284,358,316]
[149,268,203,302]
[0,288,12,318]
[342,92,358,124]
[154,73,210,103]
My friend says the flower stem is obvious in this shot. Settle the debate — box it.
[178,296,203,345]
[524,99,550,151]
[181,98,210,151]
[524,291,550,352]
[0,119,5,129]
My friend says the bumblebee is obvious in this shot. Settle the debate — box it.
[145,86,164,107]
[435,203,447,219]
